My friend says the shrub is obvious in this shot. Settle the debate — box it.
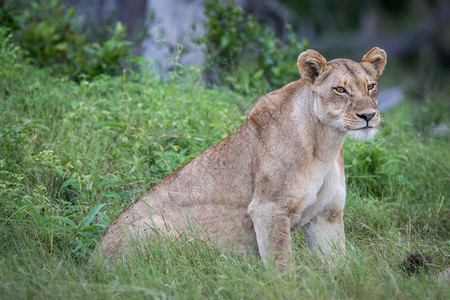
[0,27,21,77]
[199,0,307,93]
[1,0,132,80]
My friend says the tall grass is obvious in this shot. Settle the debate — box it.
[0,28,449,298]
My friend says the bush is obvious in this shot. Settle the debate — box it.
[1,0,132,80]
[199,0,307,93]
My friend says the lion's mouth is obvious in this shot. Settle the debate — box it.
[351,125,376,131]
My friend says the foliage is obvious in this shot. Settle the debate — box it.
[0,28,242,260]
[1,0,132,80]
[0,23,449,298]
[0,1,19,31]
[199,0,307,93]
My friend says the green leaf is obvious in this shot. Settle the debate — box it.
[96,178,121,189]
[30,124,50,131]
[79,203,106,230]
[62,178,78,188]
[104,191,120,198]
[251,69,263,79]
[81,223,107,231]
[55,43,68,51]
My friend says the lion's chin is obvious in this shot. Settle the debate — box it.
[348,127,377,141]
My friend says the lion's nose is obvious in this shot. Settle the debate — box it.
[356,112,376,121]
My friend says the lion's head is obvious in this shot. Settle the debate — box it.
[297,47,387,140]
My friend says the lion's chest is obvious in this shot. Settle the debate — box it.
[289,160,345,230]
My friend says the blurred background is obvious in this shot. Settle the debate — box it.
[64,0,450,63]
[1,0,449,98]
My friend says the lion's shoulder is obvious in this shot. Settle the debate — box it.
[247,79,307,128]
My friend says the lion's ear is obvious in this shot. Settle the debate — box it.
[360,47,387,80]
[297,49,328,85]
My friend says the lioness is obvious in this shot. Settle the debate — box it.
[93,47,387,270]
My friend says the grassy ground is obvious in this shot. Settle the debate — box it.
[1,30,449,299]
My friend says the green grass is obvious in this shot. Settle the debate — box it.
[1,29,449,299]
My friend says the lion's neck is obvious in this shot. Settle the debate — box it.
[310,121,346,161]
[293,87,346,162]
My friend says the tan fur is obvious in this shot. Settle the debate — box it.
[92,47,387,270]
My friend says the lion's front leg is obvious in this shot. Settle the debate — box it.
[303,163,347,258]
[302,210,346,256]
[248,200,293,271]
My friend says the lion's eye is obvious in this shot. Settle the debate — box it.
[334,87,347,94]
[368,83,376,90]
